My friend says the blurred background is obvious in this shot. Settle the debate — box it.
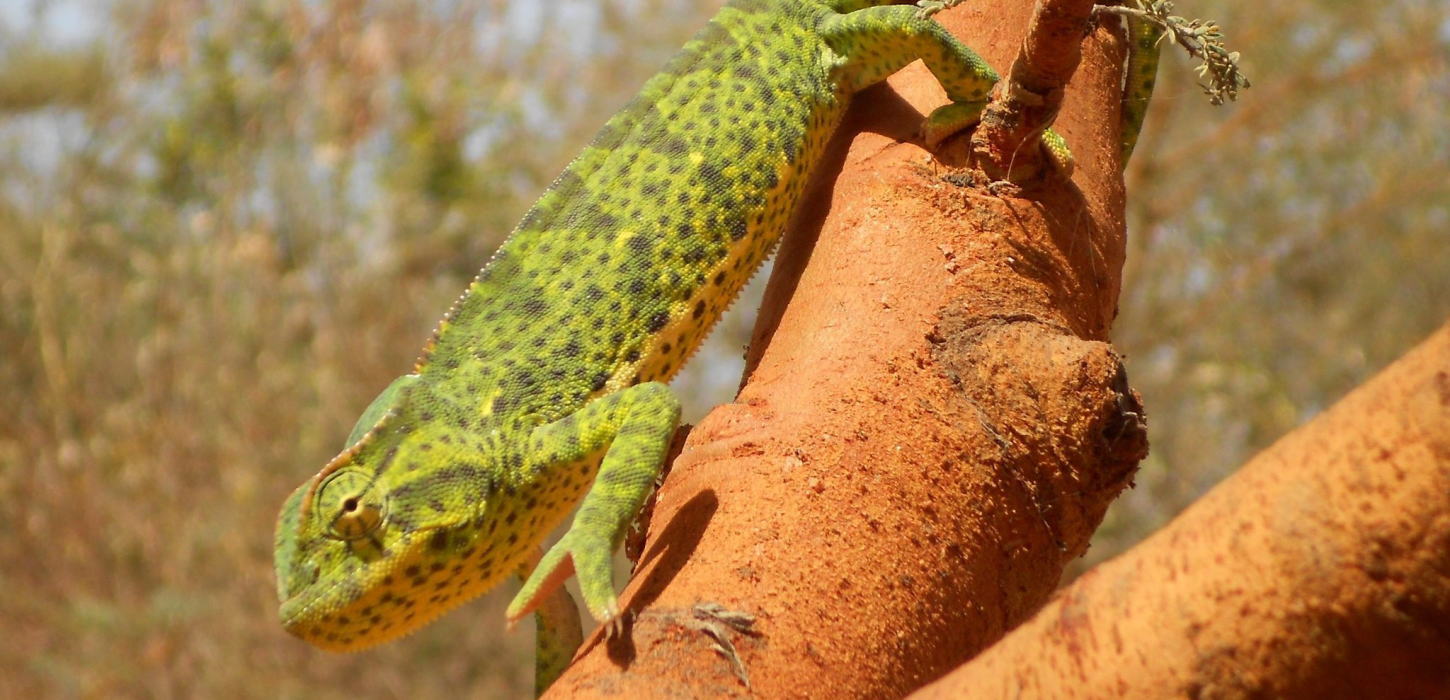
[0,0,1445,696]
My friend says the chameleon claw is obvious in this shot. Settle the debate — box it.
[915,0,965,20]
[602,609,627,639]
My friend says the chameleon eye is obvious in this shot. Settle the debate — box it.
[316,468,386,541]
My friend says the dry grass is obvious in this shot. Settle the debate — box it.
[0,1,715,696]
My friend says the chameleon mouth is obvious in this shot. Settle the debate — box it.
[278,565,476,652]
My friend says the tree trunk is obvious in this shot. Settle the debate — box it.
[547,1,1147,695]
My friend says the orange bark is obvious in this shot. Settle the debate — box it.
[545,2,1145,696]
[914,322,1450,699]
[969,0,1099,180]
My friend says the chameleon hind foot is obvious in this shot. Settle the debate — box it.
[915,0,967,19]
[922,100,987,150]
[923,101,1075,176]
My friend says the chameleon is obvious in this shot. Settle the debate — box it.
[274,0,1161,689]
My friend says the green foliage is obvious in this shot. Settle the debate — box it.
[1099,0,1251,105]
[1087,0,1450,569]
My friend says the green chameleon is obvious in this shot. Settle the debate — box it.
[274,0,1161,690]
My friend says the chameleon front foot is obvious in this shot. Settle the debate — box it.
[509,529,622,631]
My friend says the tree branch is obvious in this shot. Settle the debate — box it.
[914,321,1450,698]
[968,0,1096,181]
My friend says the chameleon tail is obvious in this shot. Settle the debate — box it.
[1120,12,1163,164]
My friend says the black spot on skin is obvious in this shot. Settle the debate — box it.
[624,349,640,363]
[430,562,446,573]
[404,565,421,578]
[592,373,609,391]
[713,271,726,285]
[657,131,690,156]
[648,312,669,332]
[692,300,705,319]
[429,531,448,551]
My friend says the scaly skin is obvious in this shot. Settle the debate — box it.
[274,0,1155,688]
[1120,8,1163,162]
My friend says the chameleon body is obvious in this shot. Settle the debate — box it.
[274,0,1159,686]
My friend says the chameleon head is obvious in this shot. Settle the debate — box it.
[274,381,522,651]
